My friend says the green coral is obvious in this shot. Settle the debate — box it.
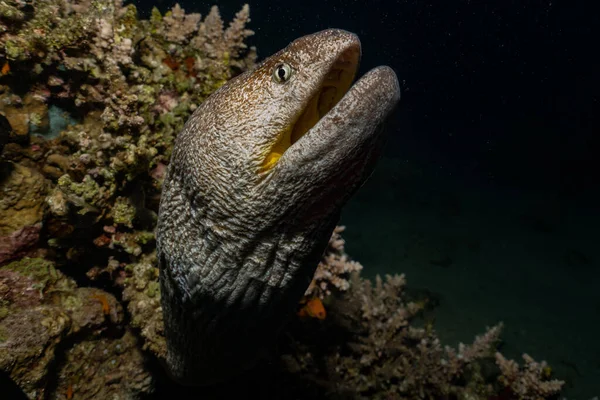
[2,0,95,62]
[0,2,25,21]
[115,4,139,38]
[4,39,21,59]
[0,306,8,320]
[4,258,59,289]
[149,7,163,29]
[60,291,83,311]
[111,231,155,256]
[144,280,160,298]
[121,253,165,359]
[58,174,103,211]
[112,196,136,228]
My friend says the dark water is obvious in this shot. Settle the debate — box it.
[134,0,599,397]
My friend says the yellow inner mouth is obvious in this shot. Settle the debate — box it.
[261,50,359,172]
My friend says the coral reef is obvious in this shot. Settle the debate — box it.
[0,1,255,397]
[0,0,256,278]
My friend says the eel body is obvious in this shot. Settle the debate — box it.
[156,29,400,385]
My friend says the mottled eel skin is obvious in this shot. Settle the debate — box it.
[156,29,400,385]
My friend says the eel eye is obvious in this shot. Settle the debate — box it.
[273,63,292,83]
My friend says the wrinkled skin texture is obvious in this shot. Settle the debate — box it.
[157,29,400,385]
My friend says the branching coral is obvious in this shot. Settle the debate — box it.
[333,273,502,398]
[305,225,363,299]
[495,353,565,400]
[285,271,564,400]
[160,4,202,44]
[190,4,256,82]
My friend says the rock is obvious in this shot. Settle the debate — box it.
[0,162,48,263]
[0,93,49,142]
[0,113,11,153]
[1,107,29,142]
[0,258,154,399]
[0,224,42,265]
[49,330,153,400]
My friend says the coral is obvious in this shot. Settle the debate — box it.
[0,258,144,399]
[305,225,363,299]
[49,330,153,400]
[160,4,202,44]
[190,4,256,86]
[340,273,486,398]
[0,0,256,281]
[0,10,255,383]
[7,0,253,379]
[112,196,137,228]
[0,91,50,140]
[121,252,166,360]
[495,353,565,400]
[283,271,564,400]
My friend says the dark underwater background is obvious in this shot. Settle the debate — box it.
[134,0,600,398]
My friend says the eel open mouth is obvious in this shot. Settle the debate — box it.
[261,45,360,171]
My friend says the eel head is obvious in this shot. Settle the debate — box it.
[157,29,400,385]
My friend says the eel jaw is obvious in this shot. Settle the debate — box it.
[275,64,401,193]
[261,45,360,172]
[290,46,360,144]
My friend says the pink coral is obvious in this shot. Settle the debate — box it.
[496,352,565,399]
[162,4,202,44]
[191,5,256,77]
[286,266,564,399]
[305,225,363,299]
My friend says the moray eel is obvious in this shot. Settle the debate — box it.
[156,29,400,385]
